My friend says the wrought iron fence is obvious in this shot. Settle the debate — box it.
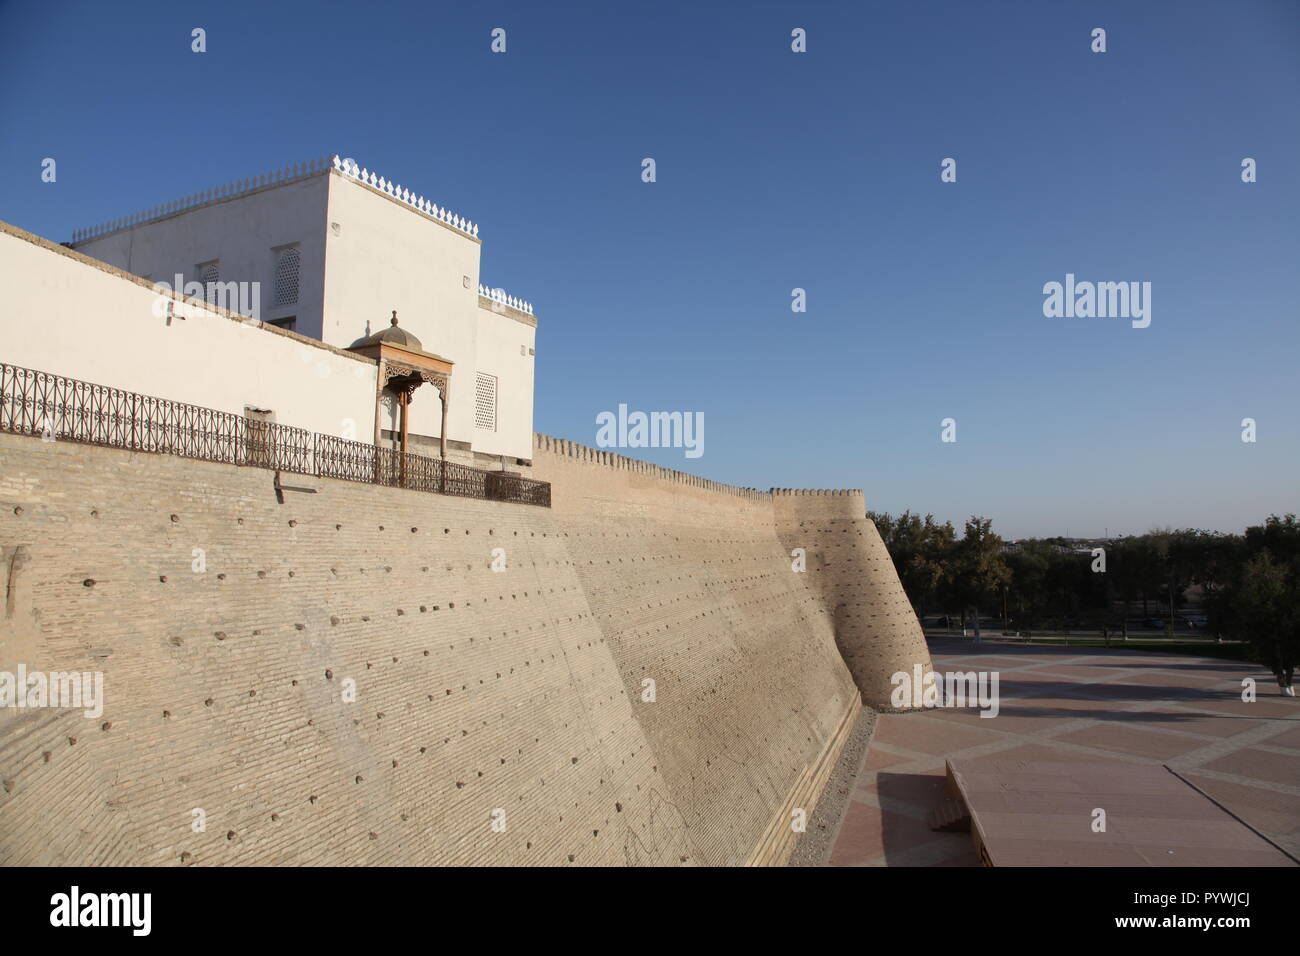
[315,433,380,485]
[0,361,550,507]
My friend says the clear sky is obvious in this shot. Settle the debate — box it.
[1,0,1296,538]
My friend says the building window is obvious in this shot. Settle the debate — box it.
[475,372,497,431]
[273,245,300,308]
[268,316,296,332]
[197,260,220,304]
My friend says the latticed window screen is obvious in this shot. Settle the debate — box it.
[197,261,219,303]
[273,246,300,307]
[475,372,497,431]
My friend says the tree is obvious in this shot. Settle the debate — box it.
[1216,515,1300,695]
[1004,540,1053,629]
[868,510,955,621]
[949,517,1012,642]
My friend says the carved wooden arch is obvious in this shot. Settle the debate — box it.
[349,312,455,462]
[382,361,449,403]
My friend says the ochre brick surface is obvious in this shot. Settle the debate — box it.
[0,432,928,865]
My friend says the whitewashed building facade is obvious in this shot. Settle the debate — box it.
[67,156,538,466]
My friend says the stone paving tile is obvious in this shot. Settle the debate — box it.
[1260,725,1300,750]
[1199,748,1300,789]
[828,801,952,866]
[1180,773,1300,855]
[871,714,1006,756]
[827,640,1300,867]
[1055,724,1211,760]
[1126,708,1264,739]
[1019,663,1133,679]
[959,742,1123,764]
[939,655,1041,668]
[914,705,1068,736]
[858,768,948,802]
[1091,681,1215,703]
[861,747,915,772]
[1194,697,1300,719]
[827,800,887,865]
[998,694,1133,716]
[1125,670,1243,689]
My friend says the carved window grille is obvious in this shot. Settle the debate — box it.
[475,372,497,431]
[197,260,220,305]
[273,245,300,308]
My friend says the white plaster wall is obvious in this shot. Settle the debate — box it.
[54,166,538,461]
[0,227,375,441]
[71,175,330,340]
[322,172,482,449]
[474,302,537,461]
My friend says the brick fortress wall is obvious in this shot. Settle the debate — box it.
[0,431,928,865]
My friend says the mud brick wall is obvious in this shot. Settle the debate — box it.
[0,431,926,865]
[770,490,933,712]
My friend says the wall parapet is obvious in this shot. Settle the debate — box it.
[769,488,864,498]
[533,432,769,500]
[70,157,334,244]
[478,283,533,315]
[68,153,481,247]
[333,155,478,238]
[533,433,869,504]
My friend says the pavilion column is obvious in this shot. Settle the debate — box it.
[398,388,410,487]
[373,358,387,448]
[399,389,410,455]
[439,381,450,461]
[372,357,387,484]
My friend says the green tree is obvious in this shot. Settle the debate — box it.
[869,510,956,621]
[1215,515,1300,694]
[950,517,1012,641]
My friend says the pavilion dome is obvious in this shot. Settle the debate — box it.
[352,311,422,351]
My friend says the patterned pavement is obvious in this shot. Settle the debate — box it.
[826,638,1300,866]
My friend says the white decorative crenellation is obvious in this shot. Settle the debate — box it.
[71,157,335,243]
[69,153,481,244]
[477,283,533,315]
[331,155,478,239]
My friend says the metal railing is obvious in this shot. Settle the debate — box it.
[0,361,551,507]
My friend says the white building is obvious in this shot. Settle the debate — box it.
[68,155,537,466]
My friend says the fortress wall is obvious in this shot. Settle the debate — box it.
[0,434,687,866]
[771,492,933,711]
[528,437,862,864]
[0,431,920,866]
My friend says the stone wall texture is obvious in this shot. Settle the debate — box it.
[0,431,929,866]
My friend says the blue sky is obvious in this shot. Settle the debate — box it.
[1,0,1296,537]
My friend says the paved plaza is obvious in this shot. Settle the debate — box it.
[827,639,1300,866]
